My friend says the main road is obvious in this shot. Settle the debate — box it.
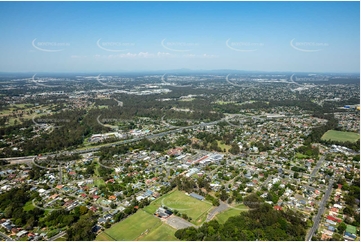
[305,178,334,241]
[2,113,307,163]
[2,118,224,163]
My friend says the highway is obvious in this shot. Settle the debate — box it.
[2,118,224,163]
[305,178,334,241]
[2,113,307,163]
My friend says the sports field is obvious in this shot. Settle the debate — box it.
[96,210,161,241]
[139,223,178,241]
[321,130,360,143]
[214,204,248,224]
[143,190,212,224]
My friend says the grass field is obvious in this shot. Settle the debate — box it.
[295,153,309,159]
[0,104,57,127]
[96,210,161,241]
[23,201,35,211]
[214,204,249,224]
[142,190,212,225]
[138,223,178,241]
[321,130,360,143]
[217,141,231,152]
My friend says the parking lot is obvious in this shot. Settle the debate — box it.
[166,215,195,230]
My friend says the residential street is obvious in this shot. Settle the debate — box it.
[305,179,334,241]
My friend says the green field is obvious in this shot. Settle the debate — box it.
[0,104,57,127]
[217,141,231,152]
[96,210,161,241]
[214,204,249,224]
[295,153,309,159]
[139,223,178,241]
[23,201,35,211]
[143,190,212,225]
[321,130,360,143]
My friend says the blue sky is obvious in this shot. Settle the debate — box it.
[0,1,359,73]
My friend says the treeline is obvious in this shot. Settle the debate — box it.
[337,178,360,227]
[214,98,335,114]
[304,114,338,144]
[175,195,307,241]
[192,131,240,154]
[296,144,320,158]
[98,138,171,161]
[0,109,90,157]
[0,185,98,241]
[0,186,44,230]
[305,113,360,151]
[321,139,360,152]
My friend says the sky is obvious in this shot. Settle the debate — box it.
[0,1,359,73]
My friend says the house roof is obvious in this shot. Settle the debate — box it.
[189,192,204,200]
[326,215,341,222]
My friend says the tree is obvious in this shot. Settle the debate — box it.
[243,193,262,209]
[220,189,229,202]
[294,172,299,179]
[337,222,347,233]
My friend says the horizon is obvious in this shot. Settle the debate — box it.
[0,69,360,75]
[0,1,360,73]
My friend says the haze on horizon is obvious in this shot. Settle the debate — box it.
[0,1,359,73]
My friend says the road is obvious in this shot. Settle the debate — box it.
[206,201,229,222]
[305,178,334,241]
[3,113,306,163]
[47,231,67,241]
[262,175,274,187]
[2,118,224,163]
[0,231,13,241]
[225,173,243,187]
[311,156,325,178]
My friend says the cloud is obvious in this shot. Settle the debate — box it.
[92,52,216,59]
[94,52,174,59]
[157,52,173,57]
[183,53,218,58]
[71,55,87,59]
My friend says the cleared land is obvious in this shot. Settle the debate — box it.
[96,210,161,241]
[214,204,249,224]
[321,130,359,143]
[0,103,60,127]
[143,189,212,225]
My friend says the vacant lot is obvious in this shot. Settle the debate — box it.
[96,210,161,241]
[321,130,360,143]
[215,204,249,224]
[143,190,212,225]
[217,141,231,152]
[139,223,178,241]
